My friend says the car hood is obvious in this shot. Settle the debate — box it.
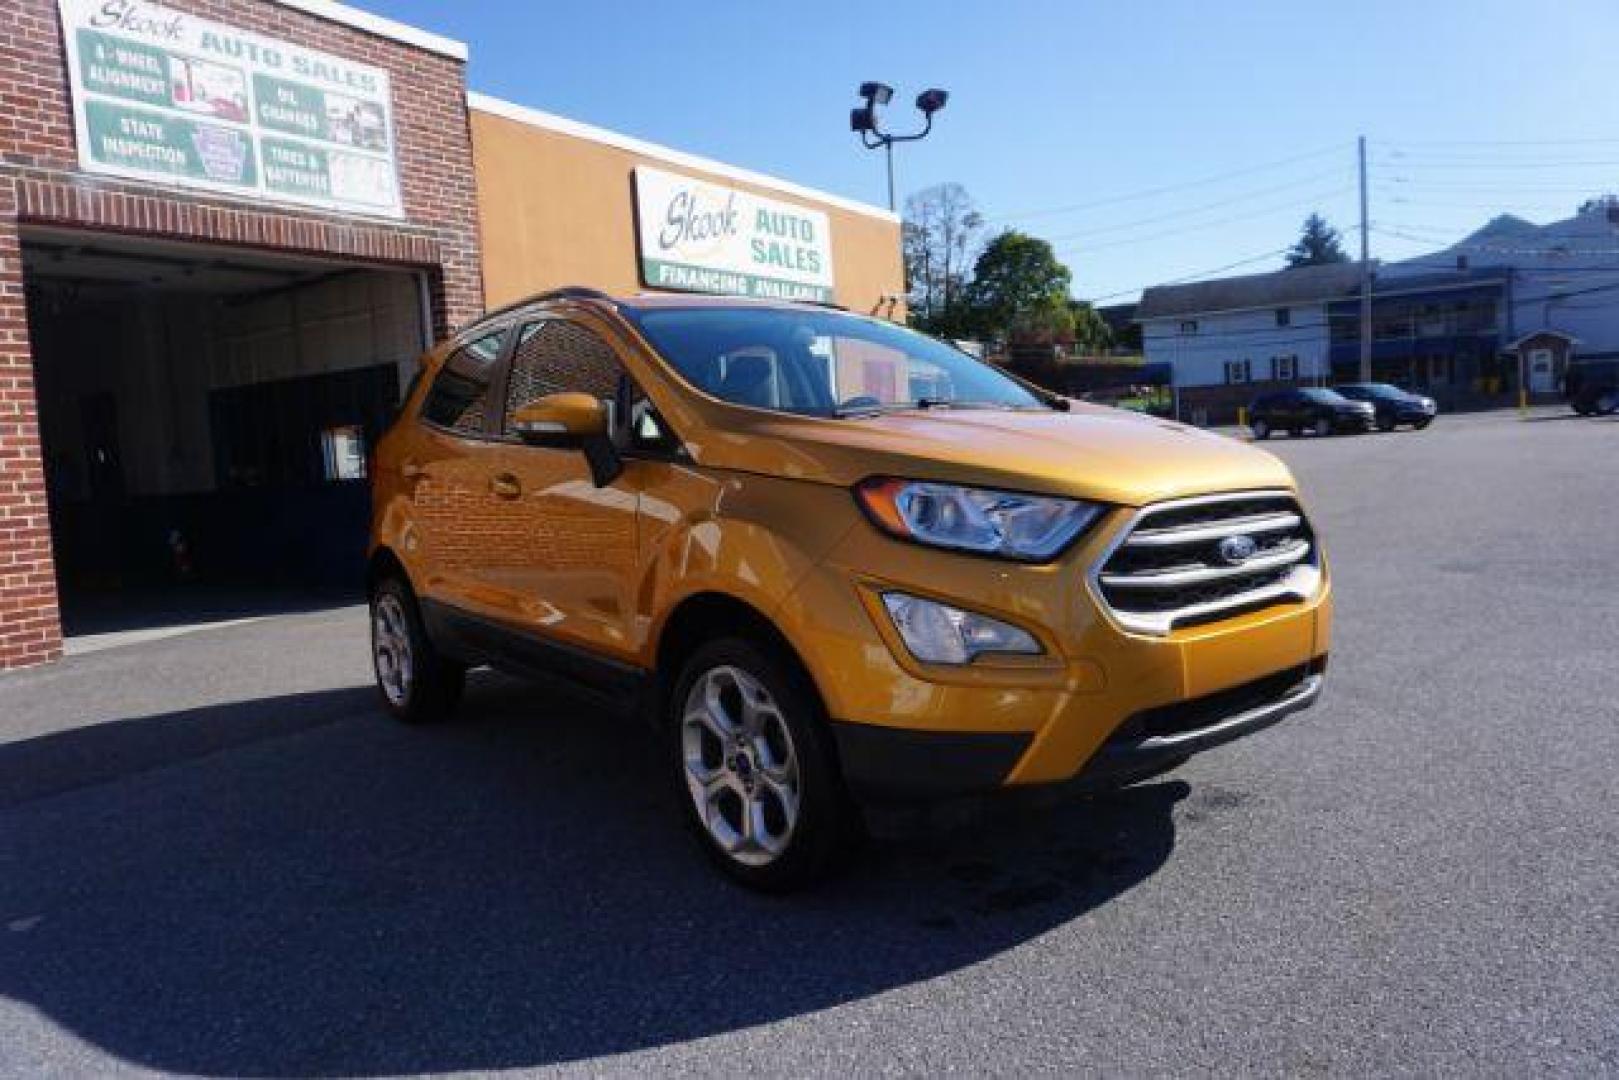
[686,402,1297,507]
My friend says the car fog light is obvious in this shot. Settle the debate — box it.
[881,592,1042,665]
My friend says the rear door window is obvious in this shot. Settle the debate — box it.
[422,330,507,435]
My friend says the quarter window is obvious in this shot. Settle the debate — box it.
[423,330,506,435]
[502,320,625,437]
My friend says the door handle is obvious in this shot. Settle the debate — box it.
[400,460,425,481]
[490,473,521,499]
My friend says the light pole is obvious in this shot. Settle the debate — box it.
[850,82,948,212]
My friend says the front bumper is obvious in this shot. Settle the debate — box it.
[782,493,1334,802]
[831,657,1326,801]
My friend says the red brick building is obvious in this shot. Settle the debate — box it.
[0,0,482,669]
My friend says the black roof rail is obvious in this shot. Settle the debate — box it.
[456,287,617,335]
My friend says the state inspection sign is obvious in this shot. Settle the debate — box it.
[59,0,405,219]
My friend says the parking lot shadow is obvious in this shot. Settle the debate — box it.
[0,675,1184,1076]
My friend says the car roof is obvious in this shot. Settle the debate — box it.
[456,288,851,341]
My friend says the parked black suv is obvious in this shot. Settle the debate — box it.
[1249,388,1374,439]
[1333,382,1437,431]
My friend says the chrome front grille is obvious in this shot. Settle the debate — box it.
[1091,490,1321,636]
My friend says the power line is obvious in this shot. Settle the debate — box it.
[1039,167,1347,242]
[1375,159,1619,170]
[1054,187,1354,255]
[1078,247,1293,304]
[1377,178,1610,192]
[1376,136,1619,148]
[987,143,1348,223]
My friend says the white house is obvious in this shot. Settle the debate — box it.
[1139,202,1619,421]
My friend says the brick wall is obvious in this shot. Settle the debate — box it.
[0,0,485,670]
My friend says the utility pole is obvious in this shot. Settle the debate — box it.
[1358,135,1373,382]
[885,140,895,213]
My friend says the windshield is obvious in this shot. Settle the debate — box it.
[626,306,1044,417]
[1300,388,1350,404]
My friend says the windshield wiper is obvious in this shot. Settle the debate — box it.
[834,398,1039,418]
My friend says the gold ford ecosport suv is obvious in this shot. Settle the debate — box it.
[368,288,1332,890]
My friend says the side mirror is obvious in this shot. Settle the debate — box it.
[511,392,622,488]
[511,392,607,443]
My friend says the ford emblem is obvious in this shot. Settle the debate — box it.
[1216,534,1259,565]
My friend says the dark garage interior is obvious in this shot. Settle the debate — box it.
[21,228,430,638]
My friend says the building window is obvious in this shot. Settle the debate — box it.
[1275,307,1291,327]
[1179,320,1199,335]
[1223,359,1252,384]
[1271,355,1298,382]
[320,425,367,481]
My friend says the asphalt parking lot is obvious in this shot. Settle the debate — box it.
[0,408,1615,1076]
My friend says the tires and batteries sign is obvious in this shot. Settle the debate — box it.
[634,166,835,303]
[58,0,404,218]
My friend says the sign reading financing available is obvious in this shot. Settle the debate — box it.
[635,167,835,302]
[58,0,403,218]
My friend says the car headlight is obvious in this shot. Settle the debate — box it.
[881,592,1041,665]
[855,478,1103,561]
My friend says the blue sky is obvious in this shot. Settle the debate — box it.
[366,0,1619,303]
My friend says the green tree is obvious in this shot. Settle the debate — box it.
[1068,301,1114,353]
[963,230,1074,341]
[1286,213,1349,267]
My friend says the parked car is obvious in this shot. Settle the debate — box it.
[368,288,1332,890]
[1248,388,1375,439]
[1332,383,1437,430]
[1566,360,1619,416]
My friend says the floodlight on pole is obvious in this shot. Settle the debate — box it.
[849,82,949,212]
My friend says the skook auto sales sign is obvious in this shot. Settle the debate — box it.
[635,167,835,302]
[58,0,404,218]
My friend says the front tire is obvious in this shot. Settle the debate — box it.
[370,576,464,724]
[1313,416,1333,437]
[1250,418,1271,440]
[1376,414,1396,432]
[1596,390,1619,416]
[670,638,856,891]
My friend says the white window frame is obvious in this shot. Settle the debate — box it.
[1223,359,1252,385]
[1272,354,1298,382]
[1179,320,1199,335]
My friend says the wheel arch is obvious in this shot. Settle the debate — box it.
[652,591,827,729]
[367,545,411,596]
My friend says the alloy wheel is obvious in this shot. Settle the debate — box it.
[373,593,414,707]
[681,664,802,867]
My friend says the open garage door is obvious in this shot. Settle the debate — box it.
[21,227,431,642]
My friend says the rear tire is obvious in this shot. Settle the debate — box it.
[1413,417,1433,430]
[1313,416,1332,437]
[1250,418,1271,440]
[370,576,465,724]
[668,637,857,891]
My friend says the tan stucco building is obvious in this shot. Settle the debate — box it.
[469,94,904,318]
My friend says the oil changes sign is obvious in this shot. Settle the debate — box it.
[58,0,403,218]
[635,167,835,303]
